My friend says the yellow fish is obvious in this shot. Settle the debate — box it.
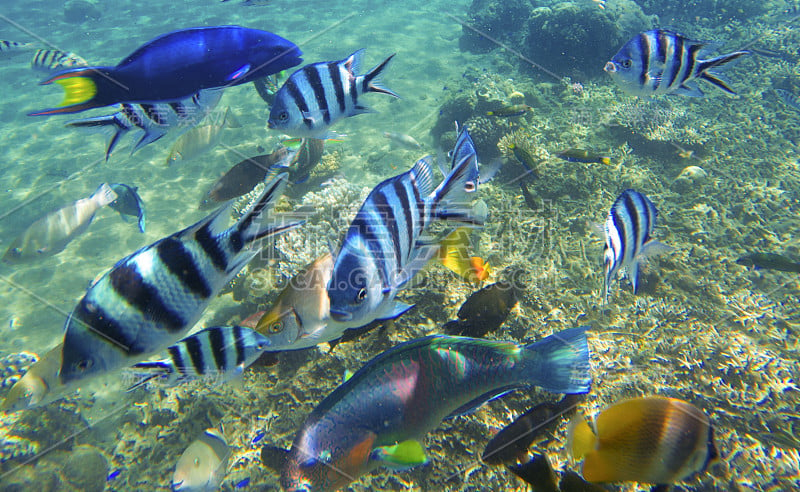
[173,428,230,491]
[437,227,490,284]
[568,396,718,485]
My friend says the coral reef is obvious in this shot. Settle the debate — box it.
[0,351,39,391]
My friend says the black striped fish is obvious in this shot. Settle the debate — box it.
[267,49,398,138]
[0,40,34,58]
[603,189,671,301]
[604,29,750,97]
[326,126,481,328]
[59,174,301,385]
[30,49,88,73]
[126,325,270,391]
[66,89,223,161]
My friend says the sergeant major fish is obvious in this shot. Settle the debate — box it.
[3,183,117,264]
[268,49,398,138]
[0,40,34,59]
[126,325,271,391]
[276,327,591,491]
[602,189,671,301]
[30,49,88,73]
[58,174,300,385]
[604,29,750,97]
[326,126,481,329]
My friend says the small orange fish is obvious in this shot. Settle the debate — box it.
[438,228,490,284]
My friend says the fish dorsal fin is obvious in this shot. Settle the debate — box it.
[344,49,365,77]
[411,156,435,197]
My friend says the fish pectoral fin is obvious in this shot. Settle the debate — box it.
[370,440,428,470]
[377,301,414,321]
[301,110,327,126]
[640,240,672,258]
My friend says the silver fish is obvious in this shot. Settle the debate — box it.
[30,49,88,73]
[603,189,671,301]
[173,428,230,492]
[58,174,300,385]
[604,29,749,97]
[167,106,235,165]
[383,131,421,149]
[268,49,398,138]
[3,183,117,263]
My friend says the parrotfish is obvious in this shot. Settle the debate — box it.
[3,183,117,263]
[568,396,718,485]
[326,126,481,329]
[174,428,231,491]
[30,26,302,115]
[268,49,398,138]
[277,327,591,491]
[1,343,66,412]
[605,29,749,97]
[108,183,146,233]
[602,189,671,301]
[58,174,300,385]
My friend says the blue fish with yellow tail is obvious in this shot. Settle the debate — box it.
[277,326,591,491]
[30,26,302,115]
[59,174,301,385]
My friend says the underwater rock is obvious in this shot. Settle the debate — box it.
[0,351,39,390]
[637,0,768,23]
[63,0,102,23]
[521,1,652,80]
[61,444,108,492]
[460,0,532,54]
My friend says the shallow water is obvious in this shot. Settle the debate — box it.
[1,0,799,490]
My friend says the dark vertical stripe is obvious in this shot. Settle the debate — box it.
[184,335,206,375]
[72,301,138,354]
[372,190,403,269]
[122,105,146,130]
[195,223,228,271]
[348,76,358,108]
[305,65,331,125]
[157,238,212,298]
[168,345,184,372]
[169,101,184,118]
[610,208,626,264]
[234,325,246,365]
[622,193,642,257]
[684,44,701,85]
[329,62,346,113]
[410,173,426,235]
[285,76,312,129]
[655,30,667,66]
[352,212,390,285]
[140,104,163,125]
[109,264,185,331]
[208,326,227,372]
[638,33,650,90]
[393,180,414,256]
[665,34,683,90]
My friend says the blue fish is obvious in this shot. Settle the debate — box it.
[326,126,482,329]
[604,29,749,97]
[251,429,266,445]
[30,26,302,115]
[235,477,251,488]
[268,49,398,138]
[59,174,301,385]
[108,183,146,233]
[107,469,121,481]
[603,189,671,301]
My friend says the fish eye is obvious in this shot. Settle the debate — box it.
[356,288,367,303]
[621,59,632,69]
[278,111,289,121]
[269,321,284,334]
[76,359,92,372]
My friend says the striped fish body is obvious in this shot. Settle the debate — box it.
[67,89,223,161]
[0,40,34,59]
[30,49,88,73]
[268,49,399,138]
[604,29,750,97]
[59,174,299,384]
[326,127,480,328]
[2,183,117,264]
[128,325,270,390]
[603,189,670,301]
[281,328,591,492]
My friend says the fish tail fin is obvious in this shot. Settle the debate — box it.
[126,361,175,392]
[361,53,399,98]
[28,67,118,115]
[522,326,591,394]
[431,145,482,225]
[236,173,302,245]
[566,413,596,462]
[66,112,132,161]
[92,183,118,208]
[697,50,750,95]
